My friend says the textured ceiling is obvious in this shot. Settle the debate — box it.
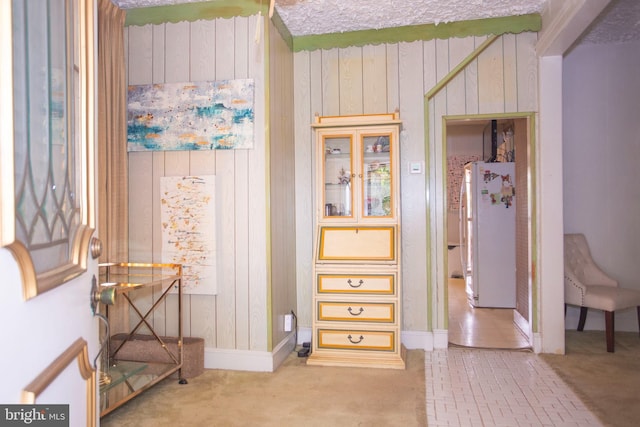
[579,0,640,45]
[274,0,546,36]
[112,0,640,45]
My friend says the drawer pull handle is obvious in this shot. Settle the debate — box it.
[347,279,364,288]
[347,334,364,344]
[348,307,364,316]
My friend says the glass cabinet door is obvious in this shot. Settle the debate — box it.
[361,133,393,219]
[321,134,354,220]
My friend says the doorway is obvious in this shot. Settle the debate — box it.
[445,114,532,350]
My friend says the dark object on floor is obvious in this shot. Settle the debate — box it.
[110,333,205,378]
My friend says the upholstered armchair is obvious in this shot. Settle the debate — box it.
[564,233,640,352]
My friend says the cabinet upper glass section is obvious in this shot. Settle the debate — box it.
[313,113,400,224]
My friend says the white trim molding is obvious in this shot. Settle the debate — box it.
[204,332,297,372]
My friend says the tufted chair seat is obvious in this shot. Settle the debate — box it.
[564,233,640,352]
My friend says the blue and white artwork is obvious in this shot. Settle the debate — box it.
[127,79,254,151]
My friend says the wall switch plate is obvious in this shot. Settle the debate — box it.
[409,162,423,174]
[284,314,293,332]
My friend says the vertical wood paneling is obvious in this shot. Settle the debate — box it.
[233,17,250,350]
[322,49,340,116]
[161,21,192,340]
[338,46,364,115]
[423,40,437,94]
[362,44,388,114]
[386,44,400,112]
[269,18,296,349]
[152,25,165,83]
[517,32,539,112]
[127,152,154,332]
[447,37,475,116]
[398,41,427,331]
[294,50,314,328]
[248,14,268,351]
[310,50,323,120]
[463,37,485,115]
[127,25,153,85]
[478,37,505,113]
[127,25,155,335]
[433,41,449,309]
[187,19,218,347]
[503,33,518,112]
[164,22,190,83]
[214,17,238,349]
[150,152,166,335]
[190,20,217,80]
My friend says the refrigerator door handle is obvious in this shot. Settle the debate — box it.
[459,178,467,275]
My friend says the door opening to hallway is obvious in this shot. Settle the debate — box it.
[445,116,532,350]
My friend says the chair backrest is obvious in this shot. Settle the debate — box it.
[564,233,617,287]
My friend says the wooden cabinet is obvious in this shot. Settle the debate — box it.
[308,113,405,369]
[316,113,399,224]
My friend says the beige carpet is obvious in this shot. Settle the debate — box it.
[541,330,640,427]
[101,349,426,427]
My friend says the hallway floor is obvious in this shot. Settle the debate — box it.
[448,278,530,349]
[426,349,602,426]
[437,279,602,426]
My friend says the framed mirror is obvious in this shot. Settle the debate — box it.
[1,0,96,300]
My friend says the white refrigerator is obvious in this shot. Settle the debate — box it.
[459,161,516,308]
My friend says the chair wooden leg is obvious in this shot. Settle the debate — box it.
[637,306,640,338]
[577,306,588,331]
[605,310,615,353]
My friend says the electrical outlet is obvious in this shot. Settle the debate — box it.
[284,313,293,332]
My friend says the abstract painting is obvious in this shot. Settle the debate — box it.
[128,79,254,151]
[160,175,217,295]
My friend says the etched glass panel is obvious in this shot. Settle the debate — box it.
[13,0,82,275]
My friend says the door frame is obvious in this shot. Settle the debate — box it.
[442,112,537,348]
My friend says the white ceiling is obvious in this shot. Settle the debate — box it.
[112,0,640,45]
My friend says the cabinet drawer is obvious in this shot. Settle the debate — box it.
[317,274,395,295]
[317,301,395,323]
[317,329,396,352]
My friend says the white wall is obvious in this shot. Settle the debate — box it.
[563,40,640,331]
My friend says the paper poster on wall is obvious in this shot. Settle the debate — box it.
[160,176,217,295]
[127,79,254,151]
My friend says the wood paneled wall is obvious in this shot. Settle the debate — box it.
[268,20,296,349]
[125,15,269,352]
[294,32,538,335]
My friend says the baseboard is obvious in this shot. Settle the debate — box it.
[514,310,531,337]
[432,329,449,349]
[203,331,297,372]
[204,329,436,372]
[532,332,542,353]
[402,330,431,350]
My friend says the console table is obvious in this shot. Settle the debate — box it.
[98,262,185,417]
